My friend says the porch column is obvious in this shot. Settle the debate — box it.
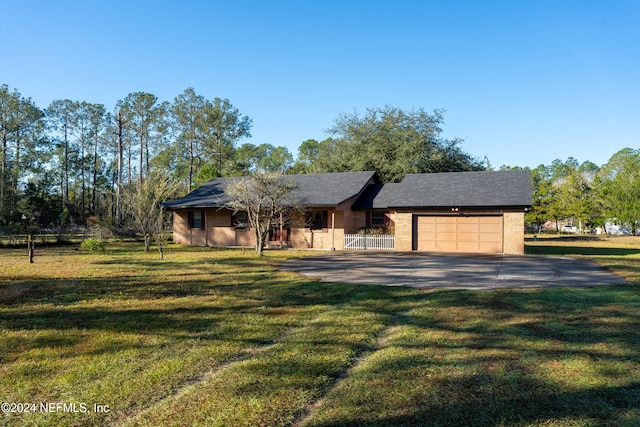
[280,212,284,248]
[331,210,336,251]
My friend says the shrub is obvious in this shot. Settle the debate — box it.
[357,225,394,235]
[81,238,107,252]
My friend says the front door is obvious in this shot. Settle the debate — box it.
[269,227,289,244]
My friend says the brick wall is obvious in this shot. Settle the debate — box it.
[503,211,525,254]
[392,211,413,251]
[290,210,345,250]
[172,211,190,245]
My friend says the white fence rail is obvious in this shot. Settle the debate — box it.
[344,234,395,251]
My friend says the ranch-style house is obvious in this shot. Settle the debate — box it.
[162,170,531,255]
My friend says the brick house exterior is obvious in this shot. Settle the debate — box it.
[162,170,531,255]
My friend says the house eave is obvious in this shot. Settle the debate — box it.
[386,205,531,211]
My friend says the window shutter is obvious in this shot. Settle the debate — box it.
[365,211,371,227]
[200,211,206,230]
[188,212,194,229]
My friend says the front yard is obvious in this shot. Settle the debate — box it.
[1,237,639,426]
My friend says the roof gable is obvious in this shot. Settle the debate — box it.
[289,171,378,207]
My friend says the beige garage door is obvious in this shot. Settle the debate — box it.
[415,216,503,253]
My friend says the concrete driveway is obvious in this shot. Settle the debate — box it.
[282,252,630,290]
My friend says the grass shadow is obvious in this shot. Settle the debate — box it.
[526,245,640,256]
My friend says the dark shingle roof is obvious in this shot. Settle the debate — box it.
[355,170,531,209]
[164,170,531,211]
[288,171,378,206]
[162,171,378,209]
[161,177,241,209]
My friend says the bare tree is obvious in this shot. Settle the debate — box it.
[122,171,178,252]
[154,204,172,260]
[225,171,299,256]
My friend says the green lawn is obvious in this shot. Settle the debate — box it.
[1,238,639,426]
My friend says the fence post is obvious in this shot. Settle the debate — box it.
[28,234,34,263]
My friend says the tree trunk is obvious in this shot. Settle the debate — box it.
[81,133,86,224]
[63,122,69,210]
[255,228,268,256]
[145,137,149,179]
[13,126,20,196]
[91,129,98,216]
[116,112,124,223]
[0,127,7,220]
[188,135,194,193]
[139,132,143,188]
[127,136,132,185]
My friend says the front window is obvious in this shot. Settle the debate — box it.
[232,211,249,229]
[188,211,205,230]
[371,212,386,226]
[306,210,328,231]
[193,211,202,229]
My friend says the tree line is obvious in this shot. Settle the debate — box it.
[0,85,255,231]
[509,149,640,235]
[0,85,484,233]
[2,82,637,238]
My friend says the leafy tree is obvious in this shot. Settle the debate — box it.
[201,97,252,177]
[86,103,110,217]
[224,171,299,255]
[525,165,552,233]
[168,88,206,192]
[118,92,166,186]
[232,143,293,174]
[0,86,44,225]
[193,163,219,188]
[255,144,293,173]
[290,139,321,174]
[69,101,94,223]
[232,143,259,175]
[16,174,62,229]
[46,99,76,215]
[598,148,640,234]
[325,106,485,182]
[113,110,126,223]
[554,167,591,230]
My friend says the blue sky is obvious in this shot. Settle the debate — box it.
[4,0,639,168]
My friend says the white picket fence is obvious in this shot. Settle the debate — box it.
[344,234,395,251]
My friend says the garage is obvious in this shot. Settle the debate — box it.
[413,215,503,253]
[351,170,531,254]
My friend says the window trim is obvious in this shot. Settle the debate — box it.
[188,210,206,230]
[371,211,386,226]
[367,211,390,227]
[231,211,249,229]
[305,210,329,232]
